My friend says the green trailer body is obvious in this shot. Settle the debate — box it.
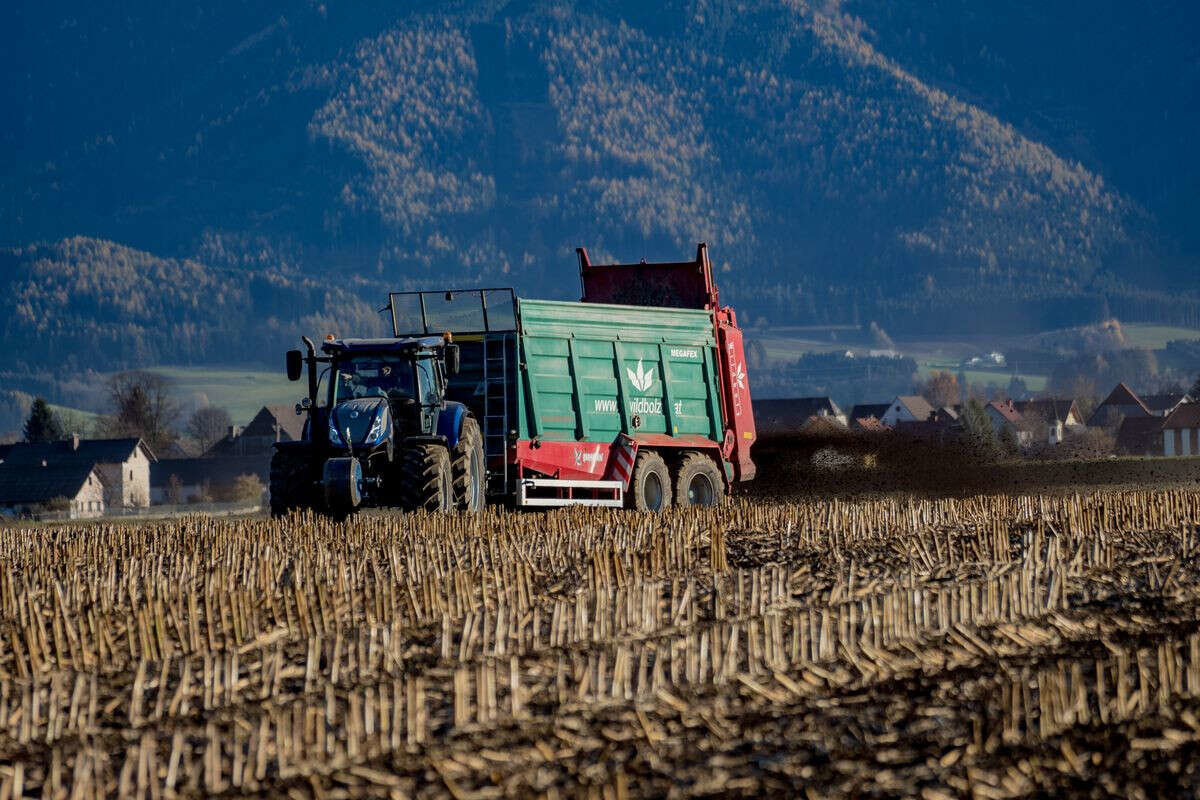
[515,298,724,446]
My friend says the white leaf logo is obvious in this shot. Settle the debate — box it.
[627,360,655,393]
[732,362,746,391]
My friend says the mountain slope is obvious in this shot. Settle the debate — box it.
[2,0,1196,353]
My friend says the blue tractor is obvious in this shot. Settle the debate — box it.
[270,334,485,518]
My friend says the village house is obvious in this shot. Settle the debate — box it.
[752,397,846,435]
[0,463,106,519]
[985,400,1030,446]
[1014,399,1085,446]
[1162,405,1200,457]
[1087,383,1151,427]
[880,395,936,428]
[0,436,154,508]
[205,405,306,458]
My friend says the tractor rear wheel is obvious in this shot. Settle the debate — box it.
[626,451,672,512]
[269,447,314,517]
[398,444,453,513]
[451,415,485,511]
[673,452,725,508]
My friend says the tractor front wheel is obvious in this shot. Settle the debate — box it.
[398,444,453,513]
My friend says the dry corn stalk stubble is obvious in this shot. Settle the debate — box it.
[2,491,1200,797]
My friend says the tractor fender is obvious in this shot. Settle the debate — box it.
[437,402,467,450]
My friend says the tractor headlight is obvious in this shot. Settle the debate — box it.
[364,407,389,446]
[328,415,345,447]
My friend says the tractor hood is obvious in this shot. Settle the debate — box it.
[328,397,393,449]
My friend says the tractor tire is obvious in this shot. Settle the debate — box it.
[673,452,725,508]
[451,415,486,512]
[626,450,672,512]
[269,447,314,518]
[398,444,454,513]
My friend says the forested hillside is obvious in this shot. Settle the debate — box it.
[3,0,1197,376]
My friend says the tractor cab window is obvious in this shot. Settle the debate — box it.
[331,356,416,404]
[414,358,436,402]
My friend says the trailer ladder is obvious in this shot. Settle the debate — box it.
[482,333,512,495]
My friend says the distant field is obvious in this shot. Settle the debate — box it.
[150,366,298,423]
[915,363,1048,392]
[1119,323,1200,349]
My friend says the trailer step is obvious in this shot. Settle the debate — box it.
[517,478,624,508]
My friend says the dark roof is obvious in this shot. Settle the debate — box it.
[1163,404,1200,430]
[1142,393,1187,413]
[1116,416,1164,454]
[849,403,890,422]
[753,397,844,435]
[244,405,306,441]
[1089,383,1151,425]
[151,456,271,487]
[0,437,152,468]
[0,463,97,504]
[1014,399,1077,424]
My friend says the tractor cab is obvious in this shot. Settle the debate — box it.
[321,336,457,448]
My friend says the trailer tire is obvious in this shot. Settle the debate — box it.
[398,444,453,513]
[673,452,725,508]
[451,415,485,512]
[627,451,672,512]
[269,447,314,518]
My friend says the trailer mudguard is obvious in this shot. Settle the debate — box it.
[436,401,467,450]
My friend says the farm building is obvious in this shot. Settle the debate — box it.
[1087,383,1151,427]
[752,397,846,434]
[1014,399,1085,445]
[1162,405,1200,456]
[0,436,154,508]
[1116,416,1165,456]
[0,463,105,519]
[205,405,306,457]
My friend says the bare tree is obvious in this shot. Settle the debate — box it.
[918,371,960,409]
[187,406,233,455]
[99,371,179,453]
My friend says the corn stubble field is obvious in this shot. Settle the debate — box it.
[4,490,1200,798]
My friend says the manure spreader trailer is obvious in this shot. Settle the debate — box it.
[271,244,756,517]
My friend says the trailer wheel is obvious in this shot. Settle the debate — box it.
[398,444,453,513]
[627,451,672,512]
[673,452,725,508]
[269,447,314,518]
[451,415,485,512]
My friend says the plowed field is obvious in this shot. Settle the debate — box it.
[4,490,1200,797]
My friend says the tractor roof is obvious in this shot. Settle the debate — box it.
[322,336,445,354]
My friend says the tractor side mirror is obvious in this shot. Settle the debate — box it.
[286,350,304,382]
[445,344,460,375]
